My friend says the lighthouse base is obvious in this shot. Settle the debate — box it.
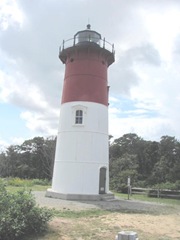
[45,189,114,201]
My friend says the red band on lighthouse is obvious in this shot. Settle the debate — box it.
[61,49,109,106]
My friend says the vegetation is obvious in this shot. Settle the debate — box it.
[115,192,180,206]
[109,133,180,192]
[0,181,52,240]
[0,136,56,180]
[51,209,109,218]
[6,177,50,187]
[0,178,51,193]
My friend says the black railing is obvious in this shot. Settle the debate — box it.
[59,36,115,55]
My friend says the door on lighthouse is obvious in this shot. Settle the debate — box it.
[99,167,106,194]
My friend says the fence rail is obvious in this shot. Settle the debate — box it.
[131,187,180,200]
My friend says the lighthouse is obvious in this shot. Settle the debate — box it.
[46,25,115,200]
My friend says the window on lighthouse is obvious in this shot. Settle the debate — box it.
[75,110,83,124]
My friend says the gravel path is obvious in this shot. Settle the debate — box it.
[33,191,168,213]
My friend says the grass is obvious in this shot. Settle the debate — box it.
[0,177,51,192]
[114,192,180,206]
[50,208,109,218]
[6,184,50,192]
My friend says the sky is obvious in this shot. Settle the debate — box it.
[1,0,180,150]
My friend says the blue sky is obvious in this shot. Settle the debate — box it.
[0,103,30,141]
[1,0,180,149]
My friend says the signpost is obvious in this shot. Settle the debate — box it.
[127,176,131,200]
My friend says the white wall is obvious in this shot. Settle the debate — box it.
[51,101,109,195]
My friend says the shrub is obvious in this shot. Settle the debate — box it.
[0,182,53,240]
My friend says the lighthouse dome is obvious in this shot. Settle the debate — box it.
[74,24,101,45]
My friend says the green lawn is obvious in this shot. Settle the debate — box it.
[0,177,51,192]
[6,185,50,192]
[114,192,180,206]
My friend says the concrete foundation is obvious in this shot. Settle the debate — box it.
[46,188,114,201]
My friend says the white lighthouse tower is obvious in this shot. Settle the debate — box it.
[46,25,115,200]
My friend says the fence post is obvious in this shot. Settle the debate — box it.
[127,176,131,200]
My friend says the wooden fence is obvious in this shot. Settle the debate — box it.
[131,187,180,200]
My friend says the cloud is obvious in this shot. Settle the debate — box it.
[110,43,161,97]
[0,138,9,152]
[1,0,180,144]
[20,110,58,135]
[109,111,172,141]
[0,0,24,30]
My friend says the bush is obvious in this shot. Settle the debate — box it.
[0,182,53,240]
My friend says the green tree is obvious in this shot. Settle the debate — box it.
[20,137,56,179]
[110,153,138,192]
[0,137,56,179]
[112,133,143,155]
[139,140,159,183]
[150,136,180,184]
[0,152,7,177]
[4,145,21,177]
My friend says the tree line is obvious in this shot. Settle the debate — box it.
[0,137,56,180]
[109,133,180,191]
[0,133,180,191]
